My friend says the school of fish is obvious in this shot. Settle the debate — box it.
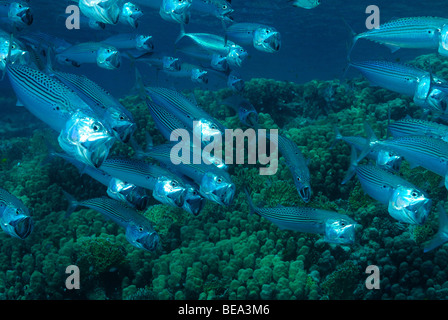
[1,0,448,254]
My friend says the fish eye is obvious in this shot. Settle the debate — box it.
[222,4,227,9]
[119,115,125,120]
[217,178,223,183]
[138,226,144,232]
[171,181,177,187]
[92,122,101,131]
[297,177,301,182]
[192,190,198,196]
[15,209,20,215]
[411,191,418,198]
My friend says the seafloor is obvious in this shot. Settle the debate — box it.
[1,53,448,300]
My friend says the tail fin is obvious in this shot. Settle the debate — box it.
[330,125,343,149]
[132,66,148,101]
[175,23,187,45]
[243,187,256,215]
[424,203,448,253]
[341,18,358,60]
[357,122,378,162]
[341,146,359,184]
[62,190,80,217]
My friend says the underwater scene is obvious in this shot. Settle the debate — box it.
[2,0,448,303]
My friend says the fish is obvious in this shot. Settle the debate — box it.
[177,45,229,72]
[273,134,312,203]
[55,42,121,70]
[289,0,320,9]
[133,54,181,71]
[163,63,208,84]
[143,143,235,206]
[332,126,402,171]
[348,17,448,57]
[0,187,34,239]
[159,0,192,24]
[100,157,187,208]
[118,2,143,28]
[176,26,248,67]
[348,60,448,112]
[64,193,159,251]
[424,203,448,252]
[225,23,281,53]
[78,0,121,25]
[55,152,149,210]
[144,86,226,142]
[244,188,357,244]
[360,123,448,189]
[221,95,259,128]
[6,63,115,168]
[191,0,233,22]
[0,33,28,71]
[101,34,154,52]
[49,70,136,143]
[0,1,33,31]
[388,116,448,143]
[226,71,244,92]
[343,147,431,225]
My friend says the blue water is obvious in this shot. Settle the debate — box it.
[2,0,448,302]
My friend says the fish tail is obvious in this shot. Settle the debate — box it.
[243,187,256,215]
[330,125,343,149]
[341,146,359,184]
[62,190,80,218]
[341,18,357,60]
[175,23,187,45]
[357,121,378,162]
[424,203,448,252]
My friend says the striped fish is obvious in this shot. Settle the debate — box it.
[64,194,159,251]
[244,189,357,244]
[349,16,448,56]
[388,117,448,142]
[343,147,431,225]
[55,152,149,210]
[144,86,226,141]
[225,23,281,53]
[361,123,448,189]
[50,70,136,143]
[6,63,115,168]
[144,143,235,206]
[332,126,402,171]
[100,158,187,208]
[55,42,121,70]
[0,187,34,239]
[274,134,312,203]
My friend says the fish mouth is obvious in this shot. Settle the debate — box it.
[265,33,281,52]
[100,51,121,69]
[85,136,115,168]
[137,232,160,251]
[18,7,33,26]
[167,58,181,71]
[183,193,206,216]
[11,216,34,239]
[299,186,312,203]
[408,198,432,225]
[231,79,245,92]
[245,112,258,127]
[113,122,136,143]
[212,184,235,206]
[134,195,150,211]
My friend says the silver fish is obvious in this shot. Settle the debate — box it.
[360,122,448,189]
[0,187,34,239]
[388,117,448,143]
[290,0,320,9]
[50,70,136,143]
[226,23,281,53]
[100,158,187,208]
[191,0,233,22]
[343,147,431,225]
[119,2,143,28]
[65,193,159,251]
[0,33,28,71]
[159,0,191,24]
[349,17,448,57]
[6,64,115,168]
[245,188,357,244]
[163,63,208,84]
[102,34,154,52]
[56,42,121,70]
[222,95,258,128]
[0,2,33,30]
[78,0,121,25]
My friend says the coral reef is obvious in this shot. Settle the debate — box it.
[1,53,448,300]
